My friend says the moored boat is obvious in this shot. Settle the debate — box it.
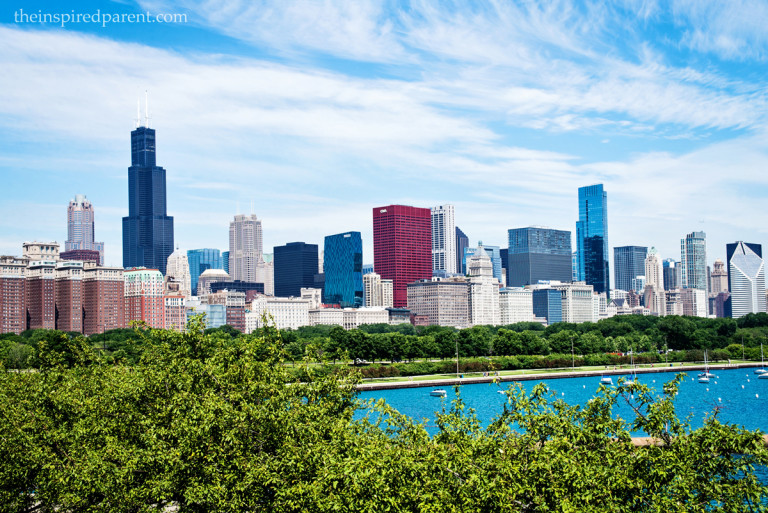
[430,389,447,397]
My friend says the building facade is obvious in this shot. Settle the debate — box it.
[123,268,165,329]
[363,272,393,308]
[82,264,124,335]
[726,241,766,318]
[464,245,503,284]
[710,258,728,295]
[614,246,647,293]
[467,246,500,326]
[507,227,572,287]
[407,278,470,328]
[65,194,104,265]
[122,124,174,275]
[455,226,469,274]
[373,205,432,308]
[681,231,707,292]
[166,249,192,298]
[229,214,263,283]
[187,249,223,296]
[274,242,319,298]
[0,256,27,334]
[643,247,666,316]
[499,288,534,325]
[576,184,610,297]
[323,231,363,308]
[662,258,680,291]
[431,205,457,274]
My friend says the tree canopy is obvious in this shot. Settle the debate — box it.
[1,319,767,511]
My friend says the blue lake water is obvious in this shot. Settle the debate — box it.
[357,368,768,435]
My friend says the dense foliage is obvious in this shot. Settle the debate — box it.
[3,312,768,370]
[1,320,767,511]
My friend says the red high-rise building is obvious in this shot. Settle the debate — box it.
[26,261,57,330]
[54,262,84,333]
[83,265,125,335]
[373,205,432,308]
[0,257,28,334]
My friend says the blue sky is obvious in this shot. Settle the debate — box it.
[2,0,768,274]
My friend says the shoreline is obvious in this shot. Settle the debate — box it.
[356,362,767,391]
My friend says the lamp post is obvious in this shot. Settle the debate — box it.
[456,337,459,378]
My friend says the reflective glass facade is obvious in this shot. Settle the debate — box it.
[187,248,223,296]
[323,231,363,307]
[122,126,174,275]
[613,246,647,292]
[456,226,469,274]
[508,227,572,287]
[274,242,319,298]
[463,245,502,283]
[576,184,609,297]
[680,231,707,291]
[532,289,562,324]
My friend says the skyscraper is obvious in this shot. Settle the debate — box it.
[274,242,318,298]
[467,244,500,326]
[710,258,728,295]
[726,241,766,318]
[507,227,572,287]
[373,205,432,308]
[455,227,469,274]
[187,249,223,296]
[431,205,456,274]
[681,231,707,291]
[613,246,647,292]
[122,118,174,275]
[662,258,679,291]
[464,245,503,283]
[65,194,104,265]
[576,184,610,297]
[643,247,666,316]
[166,249,192,298]
[229,214,263,282]
[323,231,363,308]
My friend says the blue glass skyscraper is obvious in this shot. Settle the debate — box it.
[323,231,363,307]
[576,184,610,298]
[613,246,648,292]
[122,124,174,274]
[187,248,223,295]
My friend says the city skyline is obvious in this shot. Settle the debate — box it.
[2,1,768,273]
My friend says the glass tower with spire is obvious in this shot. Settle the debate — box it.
[122,105,174,275]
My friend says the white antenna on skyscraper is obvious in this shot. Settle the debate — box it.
[144,90,150,128]
[136,97,141,128]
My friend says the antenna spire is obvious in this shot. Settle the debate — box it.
[136,97,141,128]
[144,90,149,128]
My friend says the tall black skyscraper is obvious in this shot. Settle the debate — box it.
[122,120,174,275]
[274,242,319,297]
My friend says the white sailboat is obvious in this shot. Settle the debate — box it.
[755,344,767,375]
[698,351,713,383]
[625,350,637,385]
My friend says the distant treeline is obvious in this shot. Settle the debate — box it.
[3,312,768,370]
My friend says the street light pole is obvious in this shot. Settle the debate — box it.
[571,336,575,370]
[456,337,459,378]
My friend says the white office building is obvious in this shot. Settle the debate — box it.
[431,205,457,274]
